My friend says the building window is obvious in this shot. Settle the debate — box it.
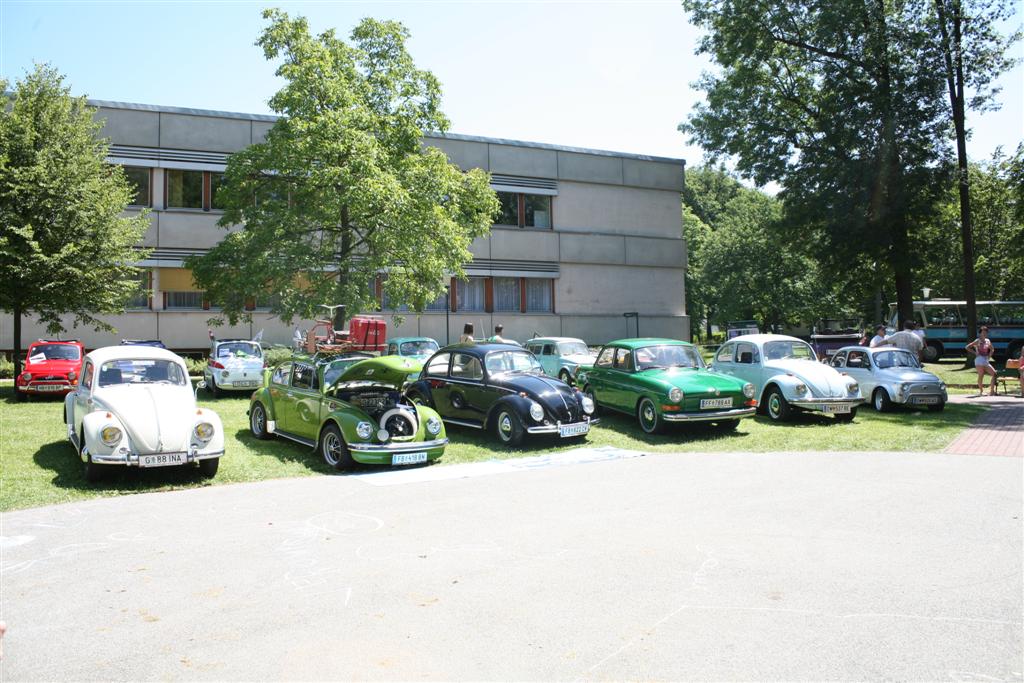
[125,269,151,310]
[123,167,151,207]
[456,278,486,312]
[210,173,228,210]
[166,170,203,209]
[424,291,449,311]
[494,192,552,229]
[525,278,553,312]
[493,277,520,312]
[165,291,205,310]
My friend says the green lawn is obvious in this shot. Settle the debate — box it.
[1,382,986,512]
[923,356,1020,394]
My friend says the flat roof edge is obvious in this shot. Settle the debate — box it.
[88,98,686,165]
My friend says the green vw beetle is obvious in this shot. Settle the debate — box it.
[248,352,447,469]
[576,338,757,434]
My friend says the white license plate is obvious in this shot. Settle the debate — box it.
[913,396,940,405]
[820,404,851,414]
[392,451,428,465]
[140,453,188,468]
[235,381,258,387]
[700,398,733,409]
[559,422,590,438]
[34,385,65,392]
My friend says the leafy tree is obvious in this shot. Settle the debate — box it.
[681,0,951,326]
[187,10,499,327]
[0,65,150,381]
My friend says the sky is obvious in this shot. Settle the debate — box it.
[1,0,1022,172]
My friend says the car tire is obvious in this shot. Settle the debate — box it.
[319,423,354,471]
[81,430,104,483]
[406,390,429,407]
[927,401,946,412]
[637,397,662,434]
[209,378,222,398]
[198,457,219,478]
[559,369,573,386]
[922,342,942,363]
[872,388,892,412]
[835,408,857,423]
[494,409,525,446]
[764,387,791,422]
[250,403,271,440]
[582,385,601,415]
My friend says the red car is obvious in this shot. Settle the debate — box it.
[15,340,85,400]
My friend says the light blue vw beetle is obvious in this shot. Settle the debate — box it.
[711,334,864,422]
[523,337,597,385]
[830,345,947,412]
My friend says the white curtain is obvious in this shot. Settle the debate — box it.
[457,278,485,311]
[494,277,520,311]
[525,279,552,312]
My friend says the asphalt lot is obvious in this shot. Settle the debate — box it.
[2,448,1021,681]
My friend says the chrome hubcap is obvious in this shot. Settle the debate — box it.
[323,432,342,465]
[641,401,656,430]
[499,414,512,438]
[252,407,265,434]
[769,395,780,416]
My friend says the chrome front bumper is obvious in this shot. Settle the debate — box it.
[790,398,865,410]
[347,437,448,455]
[663,407,756,422]
[84,447,225,465]
[526,418,599,435]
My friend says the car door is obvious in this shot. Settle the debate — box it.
[72,360,95,438]
[288,363,322,440]
[540,343,558,376]
[449,352,489,424]
[587,346,616,406]
[712,342,736,377]
[603,347,636,412]
[268,362,294,431]
[730,342,761,389]
[843,349,874,395]
[422,352,453,416]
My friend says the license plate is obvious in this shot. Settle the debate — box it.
[700,398,733,409]
[392,451,427,465]
[235,381,258,387]
[559,422,590,438]
[820,404,851,414]
[34,385,65,392]
[913,396,940,405]
[140,453,188,468]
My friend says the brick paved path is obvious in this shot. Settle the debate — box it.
[945,395,1024,457]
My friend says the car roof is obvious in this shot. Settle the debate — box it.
[725,334,807,345]
[214,338,258,344]
[602,337,693,350]
[836,345,905,354]
[30,339,82,346]
[527,337,586,344]
[387,337,437,344]
[86,345,183,365]
[436,342,525,357]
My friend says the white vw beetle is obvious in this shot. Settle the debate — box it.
[711,334,864,422]
[831,345,947,412]
[203,338,265,395]
[65,346,224,481]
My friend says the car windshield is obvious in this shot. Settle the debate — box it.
[29,344,80,362]
[485,350,543,376]
[557,341,590,356]
[322,358,368,388]
[634,344,705,370]
[400,340,439,357]
[97,359,187,387]
[874,350,921,369]
[217,342,261,359]
[763,340,817,362]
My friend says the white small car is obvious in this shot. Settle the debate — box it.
[203,339,265,395]
[523,337,597,384]
[711,334,864,422]
[65,346,224,481]
[831,345,947,412]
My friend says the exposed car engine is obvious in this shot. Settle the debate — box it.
[334,387,419,438]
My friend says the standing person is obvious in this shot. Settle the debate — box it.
[489,324,506,343]
[459,323,475,343]
[884,320,924,359]
[1017,346,1024,398]
[868,325,888,347]
[965,326,997,396]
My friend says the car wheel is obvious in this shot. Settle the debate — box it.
[637,397,662,434]
[582,385,601,415]
[494,409,525,446]
[249,403,271,440]
[922,342,942,363]
[406,390,428,407]
[927,401,946,412]
[559,369,573,386]
[715,419,740,431]
[765,387,791,422]
[872,388,892,412]
[319,423,354,471]
[81,430,104,483]
[198,457,219,478]
[835,408,857,423]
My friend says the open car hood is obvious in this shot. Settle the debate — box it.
[334,355,424,389]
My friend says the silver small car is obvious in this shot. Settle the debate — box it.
[524,337,597,385]
[830,345,947,412]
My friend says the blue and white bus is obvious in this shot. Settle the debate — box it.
[887,300,1024,361]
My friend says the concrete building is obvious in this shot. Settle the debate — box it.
[1,100,688,352]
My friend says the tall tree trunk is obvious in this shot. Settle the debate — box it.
[934,0,978,355]
[13,302,23,382]
[336,207,353,330]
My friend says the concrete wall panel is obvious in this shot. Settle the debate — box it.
[556,152,623,185]
[625,237,686,268]
[558,233,626,265]
[158,211,232,249]
[555,182,683,239]
[488,145,557,178]
[252,121,274,144]
[426,138,489,171]
[622,159,684,191]
[124,209,159,247]
[556,263,685,316]
[468,235,491,259]
[96,107,160,148]
[490,229,559,262]
[159,114,252,153]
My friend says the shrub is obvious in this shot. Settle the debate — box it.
[262,345,293,367]
[184,357,208,375]
[0,354,13,379]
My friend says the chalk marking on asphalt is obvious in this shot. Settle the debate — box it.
[1,541,112,575]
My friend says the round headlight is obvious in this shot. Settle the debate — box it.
[67,371,77,382]
[529,401,544,422]
[221,370,229,378]
[794,383,807,394]
[668,387,683,403]
[847,382,859,394]
[742,383,755,399]
[194,422,215,441]
[356,421,373,440]
[100,425,122,446]
[581,395,595,414]
[899,382,910,395]
[426,416,442,435]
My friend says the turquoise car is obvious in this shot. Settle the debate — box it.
[248,352,447,469]
[385,337,440,362]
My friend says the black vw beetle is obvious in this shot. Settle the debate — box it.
[405,342,598,446]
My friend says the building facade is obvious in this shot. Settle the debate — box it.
[1,100,688,352]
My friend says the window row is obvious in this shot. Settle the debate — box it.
[121,167,226,211]
[496,191,551,229]
[381,276,554,314]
